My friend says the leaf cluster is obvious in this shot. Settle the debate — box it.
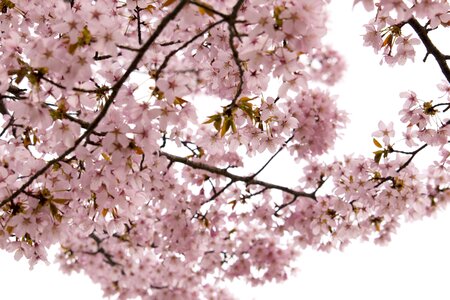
[203,96,258,137]
[0,0,14,13]
[372,138,393,164]
[8,59,48,87]
[68,26,93,54]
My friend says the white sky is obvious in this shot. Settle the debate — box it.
[1,2,450,300]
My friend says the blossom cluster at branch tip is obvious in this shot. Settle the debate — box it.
[0,0,449,299]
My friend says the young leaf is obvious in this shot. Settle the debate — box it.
[373,150,383,164]
[162,0,176,7]
[49,202,59,218]
[101,208,108,217]
[197,1,215,17]
[174,96,188,107]
[221,116,231,137]
[203,113,221,124]
[228,200,237,210]
[373,138,382,148]
[52,198,70,205]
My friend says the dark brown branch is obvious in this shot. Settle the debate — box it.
[206,178,218,194]
[159,40,182,47]
[45,104,106,136]
[0,0,189,208]
[408,18,450,83]
[0,99,8,115]
[201,179,234,205]
[250,134,295,179]
[93,52,113,61]
[160,151,316,200]
[274,174,326,216]
[0,85,27,115]
[431,102,450,111]
[396,143,428,173]
[188,0,245,105]
[41,76,111,94]
[375,143,428,188]
[7,85,27,98]
[227,0,245,106]
[87,233,121,267]
[135,6,143,45]
[274,196,298,217]
[0,115,14,137]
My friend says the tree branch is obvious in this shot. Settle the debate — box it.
[87,233,121,267]
[408,18,450,83]
[250,134,295,179]
[154,18,225,81]
[396,143,428,173]
[160,151,316,200]
[201,179,235,205]
[0,0,189,208]
[135,6,143,45]
[227,0,245,106]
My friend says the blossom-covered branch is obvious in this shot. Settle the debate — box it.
[160,151,316,200]
[407,17,450,82]
[0,0,189,208]
[0,1,449,299]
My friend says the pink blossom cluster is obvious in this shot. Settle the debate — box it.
[0,0,449,299]
[358,0,449,64]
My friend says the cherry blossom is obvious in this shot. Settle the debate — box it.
[373,120,395,144]
[0,0,449,299]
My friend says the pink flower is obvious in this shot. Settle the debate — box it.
[362,24,382,53]
[373,121,395,144]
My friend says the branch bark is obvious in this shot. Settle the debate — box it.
[160,151,316,201]
[0,0,189,208]
[408,18,450,83]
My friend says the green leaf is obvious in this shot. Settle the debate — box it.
[273,6,284,29]
[238,102,254,120]
[238,96,257,103]
[373,138,382,148]
[230,118,237,133]
[203,113,221,124]
[221,116,231,137]
[174,96,188,107]
[49,203,61,222]
[80,26,92,45]
[213,118,221,131]
[68,43,78,54]
[373,151,383,164]
[145,4,155,13]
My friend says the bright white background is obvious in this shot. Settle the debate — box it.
[1,2,450,299]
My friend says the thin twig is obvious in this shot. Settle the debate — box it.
[201,180,234,205]
[0,0,189,208]
[227,0,245,106]
[408,18,450,83]
[160,151,316,200]
[396,143,428,173]
[154,19,225,81]
[135,6,143,45]
[250,134,295,179]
